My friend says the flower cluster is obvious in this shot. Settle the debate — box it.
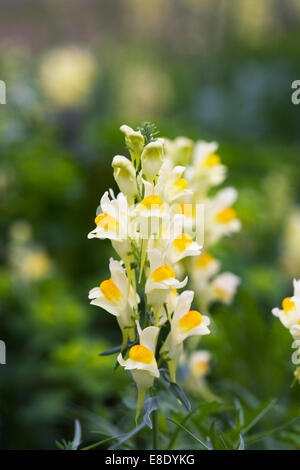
[88,124,240,420]
[272,279,300,382]
[163,136,241,313]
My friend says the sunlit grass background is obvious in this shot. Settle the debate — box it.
[1,0,300,449]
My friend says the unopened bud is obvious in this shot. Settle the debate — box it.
[112,155,138,200]
[141,138,164,181]
[120,125,144,165]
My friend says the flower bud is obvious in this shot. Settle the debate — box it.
[112,155,138,201]
[120,125,144,166]
[141,138,164,181]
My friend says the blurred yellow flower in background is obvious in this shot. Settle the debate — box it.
[116,64,174,119]
[21,251,52,281]
[233,0,274,44]
[38,45,97,107]
[8,220,52,281]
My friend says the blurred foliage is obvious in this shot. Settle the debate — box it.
[0,0,300,450]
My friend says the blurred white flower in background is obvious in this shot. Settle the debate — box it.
[188,350,211,381]
[184,350,220,401]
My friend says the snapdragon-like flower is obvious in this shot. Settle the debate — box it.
[88,191,128,240]
[156,163,192,204]
[272,279,300,385]
[185,141,226,195]
[164,216,202,265]
[209,272,241,305]
[189,351,211,380]
[192,252,220,283]
[145,248,188,312]
[118,321,159,422]
[137,159,192,209]
[88,191,133,258]
[204,187,241,246]
[185,350,220,401]
[89,258,139,348]
[166,232,201,265]
[161,290,210,381]
[272,279,300,338]
[147,214,202,266]
[191,254,240,311]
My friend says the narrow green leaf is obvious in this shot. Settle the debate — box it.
[234,399,245,430]
[167,412,193,450]
[169,382,192,412]
[81,433,128,450]
[98,341,136,357]
[109,423,146,450]
[245,416,300,445]
[242,398,277,434]
[98,345,122,356]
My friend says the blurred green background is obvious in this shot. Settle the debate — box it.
[1,0,300,450]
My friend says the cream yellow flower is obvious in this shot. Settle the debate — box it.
[204,187,241,246]
[156,163,192,205]
[189,351,211,380]
[161,290,210,381]
[89,258,139,347]
[272,279,300,338]
[145,249,188,309]
[186,141,226,193]
[88,191,134,258]
[118,321,159,422]
[164,213,202,265]
[134,183,166,239]
[148,214,202,265]
[209,272,241,305]
[192,252,220,282]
